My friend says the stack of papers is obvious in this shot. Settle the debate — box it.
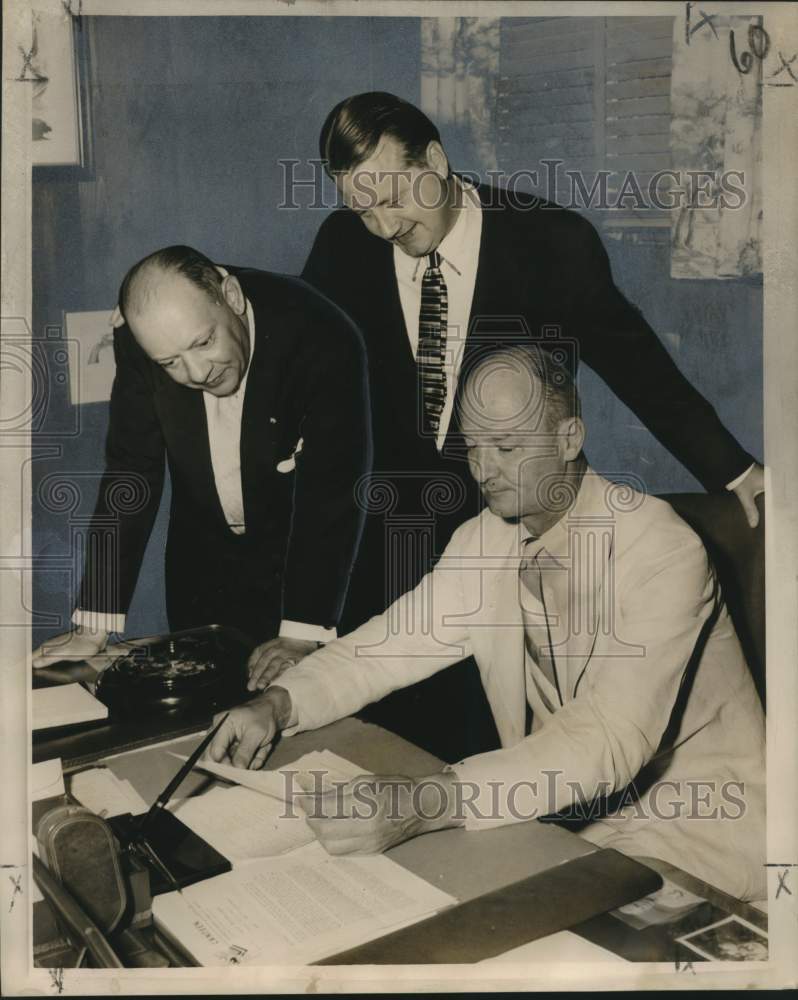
[153,841,456,966]
[170,785,316,860]
[32,684,108,730]
[31,759,65,801]
[154,747,456,964]
[167,750,368,863]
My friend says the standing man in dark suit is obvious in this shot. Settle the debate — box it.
[32,245,371,678]
[282,92,763,759]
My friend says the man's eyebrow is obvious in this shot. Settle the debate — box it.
[349,193,393,213]
[152,325,214,361]
[464,433,508,444]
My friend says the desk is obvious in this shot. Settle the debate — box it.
[96,717,595,906]
[53,716,765,965]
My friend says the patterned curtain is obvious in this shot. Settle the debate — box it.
[670,15,764,279]
[421,18,500,173]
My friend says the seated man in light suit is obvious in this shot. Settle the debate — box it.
[209,344,766,902]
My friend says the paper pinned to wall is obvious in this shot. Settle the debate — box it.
[64,310,117,405]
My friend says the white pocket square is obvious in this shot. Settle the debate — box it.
[276,437,303,473]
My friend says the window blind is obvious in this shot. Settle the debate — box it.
[498,16,674,230]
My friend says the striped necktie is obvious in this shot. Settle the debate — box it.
[417,251,448,438]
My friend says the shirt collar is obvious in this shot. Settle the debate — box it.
[519,466,599,557]
[215,265,254,399]
[395,177,480,282]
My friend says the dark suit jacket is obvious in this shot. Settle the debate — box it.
[78,268,371,642]
[302,183,756,628]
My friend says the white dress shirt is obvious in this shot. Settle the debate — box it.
[74,281,334,644]
[393,178,482,451]
[202,294,254,536]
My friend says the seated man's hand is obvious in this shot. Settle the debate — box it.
[731,462,765,528]
[247,637,318,692]
[298,771,463,855]
[31,626,109,669]
[207,686,293,770]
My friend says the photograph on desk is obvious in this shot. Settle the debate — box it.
[2,0,796,995]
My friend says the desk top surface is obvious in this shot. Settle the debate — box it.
[40,713,768,965]
[96,716,594,906]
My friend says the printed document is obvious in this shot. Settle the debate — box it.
[153,841,456,966]
[167,749,369,862]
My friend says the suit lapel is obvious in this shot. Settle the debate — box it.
[475,523,527,747]
[467,187,530,344]
[156,371,223,519]
[443,186,537,457]
[565,525,607,699]
[539,476,610,701]
[361,237,421,444]
[238,277,281,532]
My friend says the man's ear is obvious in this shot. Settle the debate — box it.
[560,416,586,461]
[221,274,246,316]
[425,140,450,179]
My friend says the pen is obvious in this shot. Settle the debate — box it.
[133,836,183,897]
[137,712,230,838]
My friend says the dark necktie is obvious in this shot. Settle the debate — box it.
[417,251,448,438]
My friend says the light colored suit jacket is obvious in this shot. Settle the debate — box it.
[279,471,766,900]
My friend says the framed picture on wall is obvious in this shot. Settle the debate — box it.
[28,8,93,175]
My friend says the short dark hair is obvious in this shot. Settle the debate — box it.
[319,92,441,175]
[119,245,222,320]
[460,343,581,433]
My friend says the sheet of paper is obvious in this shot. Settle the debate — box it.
[171,748,366,805]
[31,759,64,801]
[169,784,315,861]
[32,683,108,730]
[68,767,149,818]
[153,841,456,966]
[481,930,622,964]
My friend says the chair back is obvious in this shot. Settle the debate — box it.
[658,492,765,705]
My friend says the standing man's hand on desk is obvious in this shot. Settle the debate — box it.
[207,687,294,769]
[298,771,464,855]
[246,637,318,691]
[31,625,110,668]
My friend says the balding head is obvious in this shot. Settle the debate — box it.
[119,245,224,323]
[459,344,585,534]
[117,245,250,397]
[459,344,579,438]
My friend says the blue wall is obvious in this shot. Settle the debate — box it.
[580,237,762,494]
[32,15,762,647]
